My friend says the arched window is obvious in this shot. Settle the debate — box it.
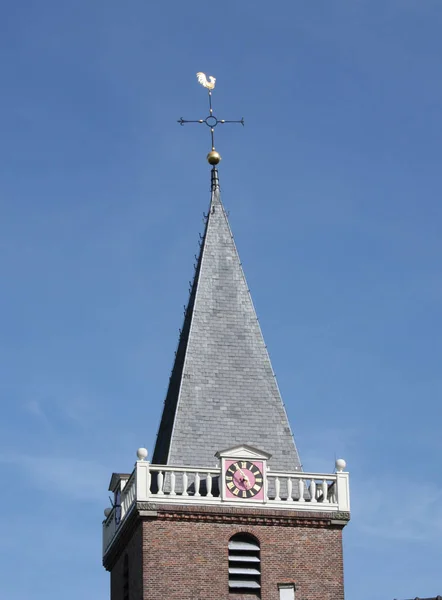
[228,533,261,594]
[123,554,129,600]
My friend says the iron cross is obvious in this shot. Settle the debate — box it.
[178,72,244,156]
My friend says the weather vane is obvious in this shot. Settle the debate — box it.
[178,72,244,166]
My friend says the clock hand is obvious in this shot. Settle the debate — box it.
[236,467,252,489]
[236,467,247,480]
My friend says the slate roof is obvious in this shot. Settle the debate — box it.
[152,168,301,472]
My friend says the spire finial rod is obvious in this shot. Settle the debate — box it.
[177,72,244,166]
[211,166,220,192]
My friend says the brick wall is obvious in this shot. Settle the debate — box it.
[142,519,344,600]
[110,523,143,600]
[107,504,347,600]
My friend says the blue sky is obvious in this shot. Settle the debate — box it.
[1,1,441,598]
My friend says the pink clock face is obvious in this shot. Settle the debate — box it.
[224,460,265,500]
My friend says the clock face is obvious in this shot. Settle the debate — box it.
[224,460,264,499]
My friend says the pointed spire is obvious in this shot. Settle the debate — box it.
[152,169,301,471]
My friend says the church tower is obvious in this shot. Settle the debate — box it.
[102,75,350,600]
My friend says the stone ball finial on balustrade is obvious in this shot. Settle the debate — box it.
[137,447,148,461]
[335,458,347,472]
[104,508,112,518]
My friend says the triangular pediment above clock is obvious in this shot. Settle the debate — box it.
[215,444,272,460]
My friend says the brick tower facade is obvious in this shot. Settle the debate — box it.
[102,168,350,600]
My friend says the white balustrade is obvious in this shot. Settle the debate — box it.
[299,479,305,502]
[113,464,348,510]
[194,472,201,497]
[121,472,136,519]
[170,471,176,496]
[328,482,337,503]
[265,472,348,508]
[148,466,219,498]
[103,460,350,557]
[157,471,164,495]
[310,479,317,503]
[102,508,117,554]
[206,472,213,498]
[182,472,188,496]
[286,476,293,502]
[274,477,281,501]
[322,480,328,503]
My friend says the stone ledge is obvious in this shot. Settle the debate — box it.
[136,501,350,528]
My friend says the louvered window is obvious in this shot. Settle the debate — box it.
[228,533,261,595]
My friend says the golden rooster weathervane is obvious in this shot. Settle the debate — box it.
[178,72,244,165]
[196,72,216,91]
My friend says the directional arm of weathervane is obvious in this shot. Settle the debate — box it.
[177,118,204,126]
[219,118,245,126]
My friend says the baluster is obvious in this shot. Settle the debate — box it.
[287,477,293,502]
[206,472,213,497]
[310,479,317,503]
[194,472,201,497]
[322,480,328,503]
[145,467,151,496]
[329,482,336,503]
[182,472,188,496]
[157,471,164,495]
[298,479,305,502]
[274,477,281,501]
[170,471,176,496]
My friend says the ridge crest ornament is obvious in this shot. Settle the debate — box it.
[177,72,244,165]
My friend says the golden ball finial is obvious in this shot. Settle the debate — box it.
[207,150,221,165]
